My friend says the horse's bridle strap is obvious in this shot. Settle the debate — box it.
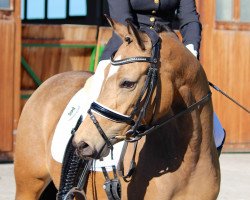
[110,38,160,66]
[111,53,157,66]
[137,91,212,138]
[88,109,114,158]
[87,39,161,147]
[90,101,135,126]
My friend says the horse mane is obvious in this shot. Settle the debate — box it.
[154,24,179,39]
[154,24,172,33]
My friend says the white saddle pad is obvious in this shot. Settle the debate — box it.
[51,59,124,171]
[51,87,92,164]
[51,85,124,170]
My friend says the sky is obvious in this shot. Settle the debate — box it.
[22,0,87,19]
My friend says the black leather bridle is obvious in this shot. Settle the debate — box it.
[87,38,161,154]
[87,35,212,155]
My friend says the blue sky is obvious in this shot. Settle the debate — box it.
[22,0,87,19]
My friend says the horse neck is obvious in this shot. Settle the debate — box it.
[150,33,214,156]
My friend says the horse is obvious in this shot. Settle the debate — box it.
[14,17,220,200]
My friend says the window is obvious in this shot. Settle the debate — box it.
[27,0,45,19]
[21,0,107,25]
[240,0,250,22]
[22,0,87,21]
[0,0,12,10]
[47,0,67,19]
[216,0,233,21]
[216,0,250,30]
[69,0,87,17]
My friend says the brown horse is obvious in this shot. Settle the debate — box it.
[14,18,220,200]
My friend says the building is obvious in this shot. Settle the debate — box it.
[0,0,249,160]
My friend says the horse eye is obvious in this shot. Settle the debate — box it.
[120,80,136,89]
[125,36,132,44]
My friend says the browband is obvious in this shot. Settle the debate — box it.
[110,53,156,66]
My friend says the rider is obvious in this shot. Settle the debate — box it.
[102,0,200,60]
[99,0,225,153]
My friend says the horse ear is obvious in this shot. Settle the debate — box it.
[126,19,146,50]
[105,15,150,50]
[105,14,115,28]
[105,14,129,39]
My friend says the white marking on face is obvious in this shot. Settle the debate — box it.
[107,55,122,79]
[90,59,111,100]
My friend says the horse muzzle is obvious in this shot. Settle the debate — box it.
[73,140,111,160]
[73,141,98,159]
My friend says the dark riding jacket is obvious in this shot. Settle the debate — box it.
[101,0,202,60]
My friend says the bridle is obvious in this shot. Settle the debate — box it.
[86,30,212,189]
[87,37,161,153]
[87,32,212,156]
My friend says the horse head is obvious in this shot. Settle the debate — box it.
[73,17,203,160]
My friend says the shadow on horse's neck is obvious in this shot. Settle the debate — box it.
[127,98,200,199]
[142,90,197,173]
[126,110,195,199]
[126,33,209,198]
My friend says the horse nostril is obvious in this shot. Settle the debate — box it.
[75,141,96,158]
[78,142,89,151]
